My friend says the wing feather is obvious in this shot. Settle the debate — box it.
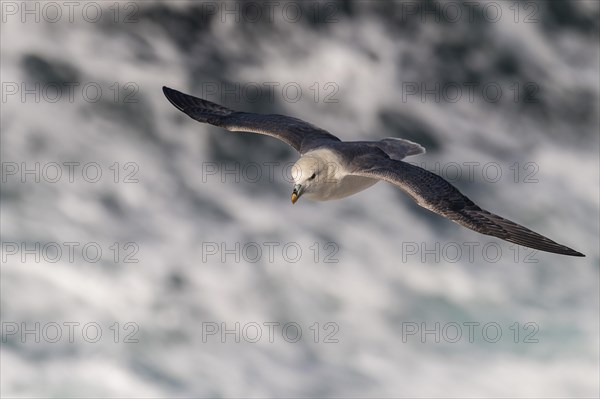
[163,86,339,153]
[352,157,584,257]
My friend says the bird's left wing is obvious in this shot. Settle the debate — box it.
[350,156,584,256]
[163,86,340,153]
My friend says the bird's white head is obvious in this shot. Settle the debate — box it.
[290,155,329,204]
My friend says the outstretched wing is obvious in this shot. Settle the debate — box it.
[163,86,340,153]
[351,156,584,257]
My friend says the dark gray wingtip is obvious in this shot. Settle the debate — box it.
[162,86,191,113]
[544,244,585,257]
[163,86,182,111]
[162,86,234,117]
[563,248,585,257]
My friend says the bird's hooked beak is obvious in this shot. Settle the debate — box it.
[291,184,302,204]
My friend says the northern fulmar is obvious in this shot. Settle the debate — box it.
[163,86,584,257]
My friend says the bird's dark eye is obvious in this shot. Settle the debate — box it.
[309,173,316,180]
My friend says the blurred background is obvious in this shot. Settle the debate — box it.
[1,0,599,397]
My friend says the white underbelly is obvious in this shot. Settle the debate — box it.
[305,175,379,201]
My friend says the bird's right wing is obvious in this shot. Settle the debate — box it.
[351,156,584,256]
[163,86,340,153]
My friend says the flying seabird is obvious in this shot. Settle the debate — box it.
[163,86,584,257]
